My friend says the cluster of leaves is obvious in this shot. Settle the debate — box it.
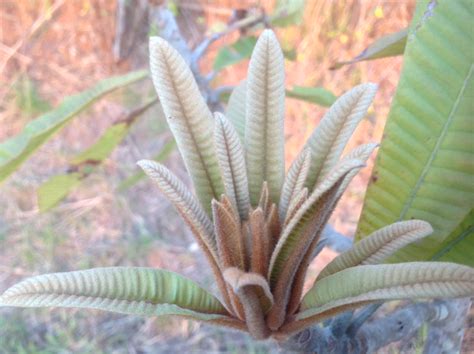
[0,0,330,211]
[1,9,473,341]
[0,0,472,348]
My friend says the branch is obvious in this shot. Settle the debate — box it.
[281,299,471,353]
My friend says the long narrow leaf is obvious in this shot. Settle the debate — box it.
[226,80,247,142]
[0,267,228,320]
[298,262,474,321]
[331,28,408,70]
[0,70,148,183]
[303,83,377,190]
[318,220,433,280]
[149,37,224,213]
[214,113,250,220]
[279,149,311,221]
[245,29,285,204]
[137,160,216,257]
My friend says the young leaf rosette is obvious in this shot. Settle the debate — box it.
[1,30,473,340]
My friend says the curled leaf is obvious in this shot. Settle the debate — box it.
[318,220,433,280]
[224,267,273,339]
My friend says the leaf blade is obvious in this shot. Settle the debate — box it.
[245,30,285,204]
[330,28,408,70]
[298,262,474,320]
[303,83,377,190]
[357,0,474,264]
[0,70,148,183]
[149,37,224,212]
[0,267,228,320]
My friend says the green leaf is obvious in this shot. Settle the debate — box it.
[71,123,129,165]
[298,262,474,321]
[0,267,228,321]
[226,80,247,142]
[14,75,51,117]
[35,98,158,211]
[330,28,408,70]
[431,209,474,264]
[0,70,148,183]
[270,0,305,27]
[286,86,337,107]
[37,173,82,212]
[213,37,257,71]
[357,0,474,265]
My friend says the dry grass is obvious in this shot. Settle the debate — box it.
[2,1,470,353]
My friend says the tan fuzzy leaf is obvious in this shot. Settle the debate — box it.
[335,143,379,199]
[212,199,245,270]
[138,161,234,312]
[318,220,433,280]
[283,187,308,227]
[266,159,365,330]
[224,268,273,339]
[304,83,377,190]
[269,159,366,284]
[0,267,229,320]
[138,160,215,256]
[258,181,270,215]
[266,204,281,249]
[214,113,250,220]
[298,262,474,320]
[149,37,224,212]
[250,208,269,276]
[245,30,285,205]
[279,149,311,221]
[226,80,247,142]
[241,220,252,271]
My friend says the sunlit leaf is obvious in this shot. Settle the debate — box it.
[330,28,408,70]
[357,0,474,265]
[0,267,229,321]
[286,86,337,107]
[214,36,257,71]
[0,70,148,183]
[270,0,305,27]
[37,173,82,212]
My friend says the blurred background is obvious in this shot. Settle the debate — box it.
[0,0,424,352]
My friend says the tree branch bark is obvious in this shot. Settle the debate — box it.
[281,299,471,353]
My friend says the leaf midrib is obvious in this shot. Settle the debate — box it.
[165,58,219,201]
[398,64,473,221]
